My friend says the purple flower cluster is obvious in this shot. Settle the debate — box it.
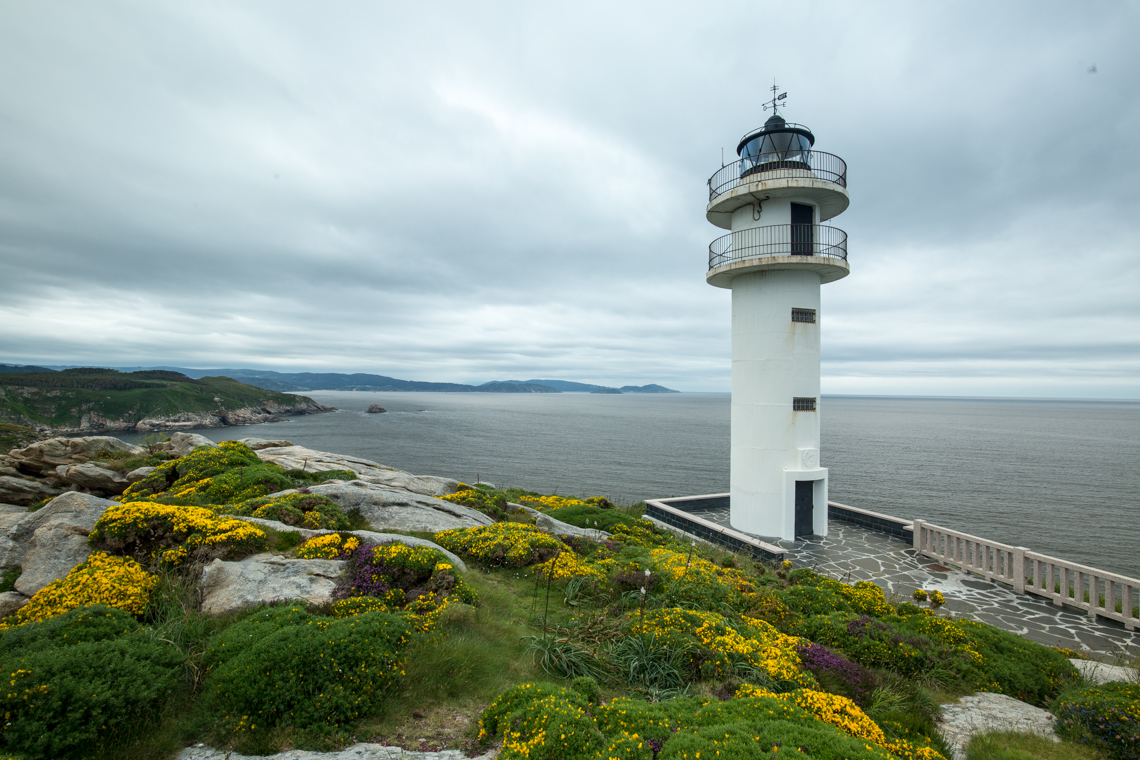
[336,541,391,600]
[795,641,875,703]
[614,571,658,592]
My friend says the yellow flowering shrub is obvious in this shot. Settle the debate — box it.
[735,685,948,760]
[1,553,156,628]
[229,492,350,530]
[519,494,590,512]
[532,550,611,584]
[89,501,267,566]
[608,520,674,547]
[638,607,813,687]
[435,522,563,568]
[296,533,360,559]
[440,487,508,519]
[120,440,293,505]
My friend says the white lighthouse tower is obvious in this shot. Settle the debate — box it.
[705,87,849,541]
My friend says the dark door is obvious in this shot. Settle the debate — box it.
[794,480,814,536]
[791,203,813,255]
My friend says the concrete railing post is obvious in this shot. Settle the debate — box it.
[912,519,924,553]
[1012,547,1028,594]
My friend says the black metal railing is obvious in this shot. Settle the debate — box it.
[707,150,847,201]
[708,224,847,271]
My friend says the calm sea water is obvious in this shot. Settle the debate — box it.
[129,393,1140,579]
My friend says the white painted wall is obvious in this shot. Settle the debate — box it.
[728,268,826,539]
[729,197,819,231]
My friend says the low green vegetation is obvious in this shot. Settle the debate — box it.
[0,367,319,430]
[0,422,46,452]
[1,447,1133,759]
[965,731,1110,760]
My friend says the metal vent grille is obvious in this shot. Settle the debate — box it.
[793,397,817,412]
[791,308,816,323]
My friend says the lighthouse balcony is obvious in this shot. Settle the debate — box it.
[706,224,849,288]
[706,151,849,228]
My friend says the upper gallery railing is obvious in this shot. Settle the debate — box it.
[708,150,848,202]
[708,224,848,271]
[913,519,1140,631]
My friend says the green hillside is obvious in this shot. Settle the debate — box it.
[0,368,324,430]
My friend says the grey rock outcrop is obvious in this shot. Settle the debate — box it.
[0,476,63,506]
[197,554,345,615]
[366,404,386,413]
[251,445,459,497]
[126,466,157,483]
[177,743,498,760]
[228,515,467,571]
[1071,658,1137,685]
[169,432,218,457]
[0,492,117,570]
[56,463,129,495]
[8,436,144,475]
[14,524,92,596]
[239,438,294,451]
[270,481,491,533]
[512,503,611,540]
[938,692,1058,760]
[0,590,29,618]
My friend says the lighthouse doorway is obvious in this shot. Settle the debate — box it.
[790,203,814,255]
[794,480,814,536]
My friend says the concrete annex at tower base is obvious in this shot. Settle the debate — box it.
[704,107,850,542]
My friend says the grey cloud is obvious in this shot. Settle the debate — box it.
[0,1,1137,396]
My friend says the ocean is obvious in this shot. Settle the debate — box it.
[131,392,1140,579]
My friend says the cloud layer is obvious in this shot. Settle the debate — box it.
[1,1,1137,396]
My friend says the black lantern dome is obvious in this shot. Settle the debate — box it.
[736,114,815,177]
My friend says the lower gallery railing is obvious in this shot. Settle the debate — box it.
[912,519,1140,630]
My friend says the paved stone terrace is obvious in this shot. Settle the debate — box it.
[683,503,1140,658]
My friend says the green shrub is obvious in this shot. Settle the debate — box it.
[201,605,317,670]
[546,504,638,532]
[480,687,902,760]
[478,683,603,759]
[1054,682,1140,759]
[201,610,413,741]
[570,676,601,705]
[797,611,1078,705]
[228,492,349,529]
[0,567,19,593]
[0,604,140,655]
[0,610,183,760]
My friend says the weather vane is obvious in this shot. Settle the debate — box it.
[762,80,787,115]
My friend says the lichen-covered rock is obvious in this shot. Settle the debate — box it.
[0,475,63,507]
[126,466,157,483]
[228,514,467,571]
[8,436,144,475]
[271,481,491,533]
[252,445,459,497]
[0,590,29,618]
[13,523,92,596]
[237,438,294,450]
[197,554,345,615]
[169,432,217,457]
[56,462,129,495]
[0,492,117,568]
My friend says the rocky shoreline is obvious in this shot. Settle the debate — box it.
[21,397,334,436]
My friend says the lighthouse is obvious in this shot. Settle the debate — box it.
[705,87,849,541]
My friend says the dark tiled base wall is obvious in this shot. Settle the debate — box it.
[827,503,912,540]
[644,503,784,562]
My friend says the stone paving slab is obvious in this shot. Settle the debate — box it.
[685,508,1140,657]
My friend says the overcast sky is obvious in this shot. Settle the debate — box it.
[1,2,1137,396]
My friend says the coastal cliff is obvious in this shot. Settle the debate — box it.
[0,368,332,434]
